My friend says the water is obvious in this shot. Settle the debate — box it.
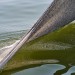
[0,0,53,49]
[13,64,65,75]
[0,0,53,33]
[12,64,75,75]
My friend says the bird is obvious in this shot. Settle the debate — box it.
[0,0,75,72]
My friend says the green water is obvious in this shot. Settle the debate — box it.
[0,23,75,75]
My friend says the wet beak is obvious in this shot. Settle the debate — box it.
[0,0,75,69]
[26,0,75,42]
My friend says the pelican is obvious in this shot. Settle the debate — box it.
[0,0,75,70]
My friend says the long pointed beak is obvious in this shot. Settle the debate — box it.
[0,0,75,69]
[27,0,75,41]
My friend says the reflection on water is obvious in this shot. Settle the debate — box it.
[12,64,65,75]
[62,66,75,75]
[12,64,75,75]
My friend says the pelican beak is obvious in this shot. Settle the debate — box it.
[0,0,75,69]
[26,0,75,42]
